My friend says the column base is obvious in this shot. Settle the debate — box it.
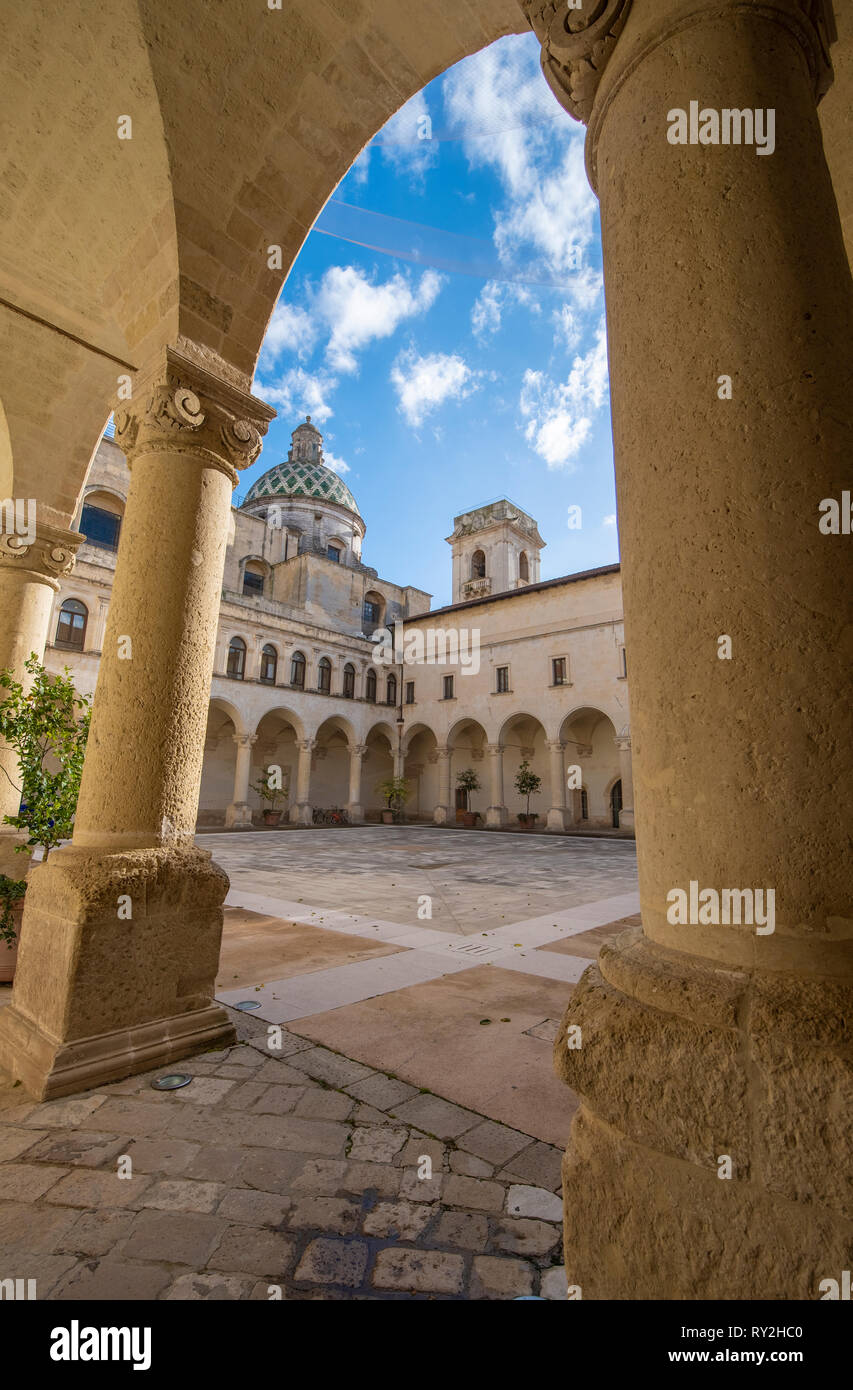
[433,805,450,825]
[346,804,364,825]
[0,1001,235,1101]
[0,844,234,1099]
[485,806,507,829]
[546,807,570,832]
[553,929,853,1298]
[290,803,313,826]
[618,808,635,834]
[224,801,253,828]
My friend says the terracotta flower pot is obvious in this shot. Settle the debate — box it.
[517,813,538,830]
[381,809,394,824]
[262,809,282,826]
[462,811,478,827]
[0,897,25,984]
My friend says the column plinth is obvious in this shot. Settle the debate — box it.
[291,739,315,826]
[0,347,275,1097]
[529,0,853,1297]
[346,744,367,824]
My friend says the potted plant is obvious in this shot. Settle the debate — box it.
[0,655,91,981]
[252,773,287,826]
[375,776,409,825]
[515,759,542,829]
[455,767,481,826]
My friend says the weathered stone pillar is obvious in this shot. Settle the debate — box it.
[546,740,568,832]
[615,732,635,834]
[346,744,367,824]
[225,733,257,828]
[433,745,452,825]
[0,348,274,1098]
[526,0,853,1297]
[291,738,315,826]
[0,520,82,874]
[485,742,507,828]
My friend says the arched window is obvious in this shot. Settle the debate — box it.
[260,644,277,684]
[227,636,246,679]
[290,651,306,688]
[242,561,265,596]
[318,656,332,693]
[342,663,355,699]
[519,551,529,582]
[366,668,377,703]
[471,549,486,579]
[363,591,384,629]
[55,598,87,650]
[386,673,397,707]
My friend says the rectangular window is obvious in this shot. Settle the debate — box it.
[442,674,454,700]
[552,657,568,685]
[496,665,509,693]
[405,681,415,705]
[80,503,121,552]
[327,545,341,562]
[242,569,264,594]
[363,600,380,624]
[580,789,589,820]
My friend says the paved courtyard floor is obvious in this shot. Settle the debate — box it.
[0,827,639,1299]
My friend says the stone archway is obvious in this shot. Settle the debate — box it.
[314,714,358,819]
[364,720,398,821]
[198,700,243,827]
[440,717,490,826]
[402,723,440,822]
[498,712,549,830]
[253,706,306,826]
[558,707,619,831]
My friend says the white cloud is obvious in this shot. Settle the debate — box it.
[443,36,599,281]
[254,367,337,426]
[519,320,609,469]
[391,349,479,428]
[471,281,541,339]
[374,89,439,185]
[603,514,617,527]
[258,302,318,365]
[317,265,444,374]
[324,450,350,476]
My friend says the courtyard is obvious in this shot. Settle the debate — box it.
[0,828,638,1299]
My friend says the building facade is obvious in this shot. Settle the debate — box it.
[45,418,634,834]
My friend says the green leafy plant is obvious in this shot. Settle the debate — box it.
[455,767,480,810]
[0,875,27,948]
[0,654,91,860]
[251,775,286,811]
[514,759,542,819]
[375,776,409,822]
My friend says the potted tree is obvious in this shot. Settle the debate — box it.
[375,776,409,825]
[455,767,481,826]
[0,655,91,981]
[515,759,542,829]
[252,774,287,826]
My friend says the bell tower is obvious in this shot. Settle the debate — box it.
[446,499,545,604]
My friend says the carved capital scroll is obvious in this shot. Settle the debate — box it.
[523,1,633,124]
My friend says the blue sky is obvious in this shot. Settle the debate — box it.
[244,33,618,609]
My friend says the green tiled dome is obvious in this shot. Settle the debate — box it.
[243,459,361,517]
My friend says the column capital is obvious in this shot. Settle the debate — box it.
[437,745,451,759]
[0,516,83,588]
[522,0,633,125]
[296,738,316,753]
[486,742,503,756]
[233,733,257,748]
[350,744,369,759]
[547,739,565,754]
[113,346,276,487]
[615,734,632,752]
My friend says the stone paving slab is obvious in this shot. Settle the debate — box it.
[0,1012,567,1300]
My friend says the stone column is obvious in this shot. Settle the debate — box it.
[546,740,568,832]
[225,733,257,828]
[291,738,315,826]
[485,742,506,829]
[0,520,83,874]
[0,347,275,1098]
[526,0,852,1297]
[346,744,367,824]
[615,733,635,834]
[433,745,452,825]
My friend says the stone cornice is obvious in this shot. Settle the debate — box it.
[113,347,276,487]
[0,518,84,587]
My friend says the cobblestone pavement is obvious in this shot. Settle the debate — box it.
[0,1013,568,1301]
